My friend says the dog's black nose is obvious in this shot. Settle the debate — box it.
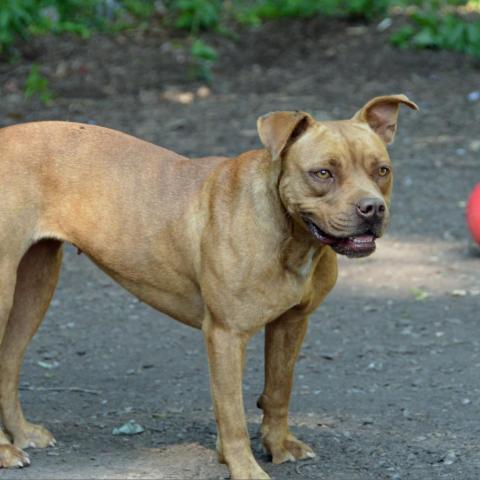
[356,197,386,222]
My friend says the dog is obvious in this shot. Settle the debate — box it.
[0,95,417,479]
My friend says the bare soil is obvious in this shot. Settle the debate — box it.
[0,15,479,480]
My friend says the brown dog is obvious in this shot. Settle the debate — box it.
[0,95,417,478]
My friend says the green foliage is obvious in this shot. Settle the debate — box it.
[169,0,222,32]
[235,0,336,22]
[342,0,391,20]
[24,64,52,103]
[121,0,156,19]
[190,38,218,82]
[234,0,391,24]
[391,1,480,58]
[0,0,43,55]
[0,0,158,56]
[1,0,480,87]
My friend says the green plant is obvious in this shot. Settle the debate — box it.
[0,0,160,56]
[0,0,45,55]
[24,64,52,103]
[233,0,392,24]
[341,0,391,20]
[391,2,480,58]
[169,0,222,32]
[234,0,337,23]
[190,38,218,82]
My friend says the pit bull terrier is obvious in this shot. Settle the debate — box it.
[0,94,417,478]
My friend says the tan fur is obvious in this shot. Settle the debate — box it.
[0,95,417,478]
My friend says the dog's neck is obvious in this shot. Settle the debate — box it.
[280,220,325,278]
[262,152,327,277]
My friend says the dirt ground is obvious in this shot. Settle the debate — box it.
[0,14,479,480]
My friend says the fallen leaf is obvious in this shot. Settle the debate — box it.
[411,288,429,301]
[37,360,59,369]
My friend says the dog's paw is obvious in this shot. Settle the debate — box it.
[263,432,315,464]
[0,444,30,468]
[230,460,270,480]
[13,423,55,450]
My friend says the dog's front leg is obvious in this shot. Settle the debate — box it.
[203,317,270,480]
[257,313,315,464]
[0,429,29,468]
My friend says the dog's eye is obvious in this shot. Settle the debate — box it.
[312,169,332,180]
[378,166,390,177]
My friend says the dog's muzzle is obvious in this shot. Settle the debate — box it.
[302,216,379,258]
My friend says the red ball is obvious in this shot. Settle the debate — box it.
[466,183,480,244]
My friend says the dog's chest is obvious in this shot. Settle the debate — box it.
[297,247,316,278]
[286,246,317,281]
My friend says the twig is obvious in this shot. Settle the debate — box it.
[20,385,100,395]
[295,459,317,477]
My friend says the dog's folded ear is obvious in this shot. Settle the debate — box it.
[354,94,419,145]
[257,111,314,161]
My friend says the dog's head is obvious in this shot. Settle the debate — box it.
[258,95,418,258]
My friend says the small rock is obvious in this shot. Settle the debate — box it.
[196,86,210,98]
[441,449,457,465]
[367,361,383,371]
[37,360,59,369]
[469,140,480,152]
[112,420,144,436]
[403,176,413,187]
[377,17,392,31]
[467,91,480,102]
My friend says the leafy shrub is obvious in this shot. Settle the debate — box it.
[167,0,222,32]
[190,38,218,81]
[24,63,52,103]
[0,0,158,56]
[2,0,480,91]
[0,0,44,55]
[391,1,480,58]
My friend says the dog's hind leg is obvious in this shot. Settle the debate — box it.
[0,255,31,467]
[0,240,63,453]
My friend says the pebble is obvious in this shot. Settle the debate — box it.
[112,419,144,436]
[377,17,392,31]
[467,91,480,102]
[442,449,457,465]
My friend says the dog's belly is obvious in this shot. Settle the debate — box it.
[87,256,205,329]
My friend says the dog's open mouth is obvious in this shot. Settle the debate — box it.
[303,217,377,258]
